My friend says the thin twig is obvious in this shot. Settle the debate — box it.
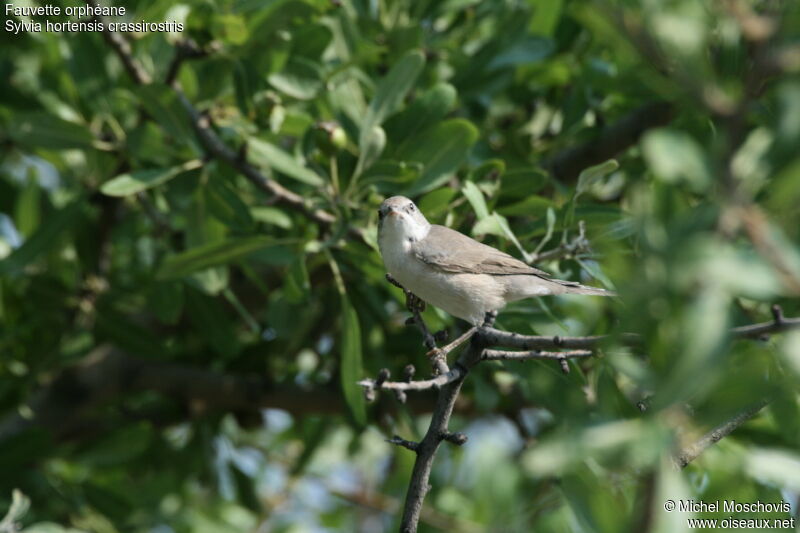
[375,306,800,532]
[545,101,674,184]
[674,399,770,469]
[97,19,152,84]
[164,38,210,85]
[99,23,365,243]
[359,365,466,393]
[387,435,419,452]
[482,349,593,361]
[530,220,592,263]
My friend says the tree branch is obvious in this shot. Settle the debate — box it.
[482,349,593,362]
[164,38,211,86]
[0,346,346,443]
[367,305,800,533]
[545,101,675,184]
[399,338,484,533]
[97,20,152,85]
[99,24,365,243]
[674,399,770,469]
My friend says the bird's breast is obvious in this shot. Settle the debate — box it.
[378,235,504,325]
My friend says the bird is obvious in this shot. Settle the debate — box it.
[377,195,612,326]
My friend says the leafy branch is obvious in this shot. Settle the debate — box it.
[98,23,365,243]
[361,279,800,532]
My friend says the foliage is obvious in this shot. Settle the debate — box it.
[1,0,800,531]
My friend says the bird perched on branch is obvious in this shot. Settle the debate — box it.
[377,196,612,326]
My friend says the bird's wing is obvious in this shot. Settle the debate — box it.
[414,225,553,278]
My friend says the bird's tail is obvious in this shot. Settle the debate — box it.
[555,280,615,297]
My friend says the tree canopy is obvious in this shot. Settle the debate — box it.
[1,0,800,532]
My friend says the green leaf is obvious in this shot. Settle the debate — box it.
[746,448,800,492]
[185,287,241,357]
[353,126,387,177]
[386,82,457,143]
[158,236,286,279]
[76,423,153,467]
[0,200,82,275]
[418,188,457,218]
[267,57,323,100]
[402,119,479,195]
[251,206,293,229]
[462,180,490,219]
[284,255,310,303]
[642,129,710,191]
[487,37,554,70]
[0,490,30,528]
[8,113,98,150]
[473,212,532,262]
[148,281,185,324]
[496,195,553,217]
[529,0,563,36]
[359,49,425,151]
[340,297,366,427]
[248,138,324,186]
[576,159,619,197]
[135,84,194,143]
[205,179,254,230]
[100,160,203,197]
[532,207,557,256]
[214,14,249,45]
[95,308,172,359]
[500,168,550,198]
[471,159,506,182]
[14,168,41,237]
[361,160,422,186]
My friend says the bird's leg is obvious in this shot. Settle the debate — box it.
[385,273,403,290]
[386,274,438,350]
[405,292,437,351]
[483,310,498,328]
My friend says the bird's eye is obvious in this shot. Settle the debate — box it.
[409,204,416,211]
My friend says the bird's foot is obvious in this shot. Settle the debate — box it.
[482,310,498,328]
[405,292,426,314]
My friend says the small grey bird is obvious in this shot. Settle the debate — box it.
[377,196,611,326]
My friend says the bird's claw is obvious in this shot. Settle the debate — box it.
[422,333,436,351]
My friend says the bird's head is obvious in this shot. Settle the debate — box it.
[377,196,430,245]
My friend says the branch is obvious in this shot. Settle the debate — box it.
[99,24,365,243]
[373,306,800,532]
[364,307,800,397]
[674,399,770,469]
[164,38,211,85]
[731,305,800,338]
[360,364,467,393]
[172,90,361,236]
[530,220,592,263]
[399,338,484,533]
[545,101,674,184]
[0,346,347,444]
[483,349,592,374]
[97,19,152,84]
